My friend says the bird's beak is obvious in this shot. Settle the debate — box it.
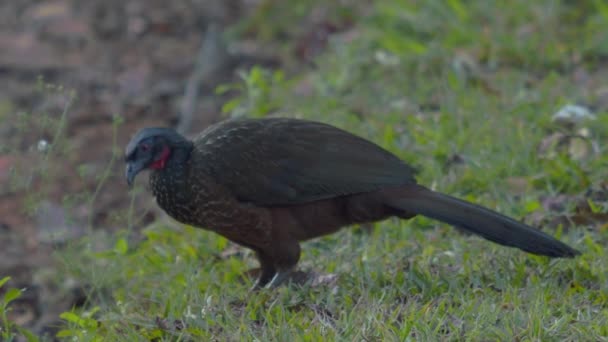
[125,161,145,188]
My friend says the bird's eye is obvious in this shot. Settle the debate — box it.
[140,144,150,152]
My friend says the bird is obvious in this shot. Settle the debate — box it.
[125,118,580,289]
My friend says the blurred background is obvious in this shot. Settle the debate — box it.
[1,0,607,339]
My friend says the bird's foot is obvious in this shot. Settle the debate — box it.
[264,268,294,289]
[249,274,274,292]
[249,280,263,292]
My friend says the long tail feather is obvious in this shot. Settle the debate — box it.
[385,185,580,258]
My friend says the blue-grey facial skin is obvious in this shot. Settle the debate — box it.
[124,136,156,187]
[125,127,186,187]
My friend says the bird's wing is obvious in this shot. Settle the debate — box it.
[193,118,417,206]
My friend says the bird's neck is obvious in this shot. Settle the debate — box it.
[170,142,193,166]
[149,144,193,211]
[160,141,192,175]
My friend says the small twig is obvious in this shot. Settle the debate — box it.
[177,23,231,134]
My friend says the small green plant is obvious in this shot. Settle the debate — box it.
[56,307,101,341]
[218,65,287,118]
[0,277,38,342]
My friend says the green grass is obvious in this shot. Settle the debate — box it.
[11,0,608,340]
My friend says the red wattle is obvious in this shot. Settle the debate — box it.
[150,146,171,170]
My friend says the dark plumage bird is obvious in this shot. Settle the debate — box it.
[125,118,580,289]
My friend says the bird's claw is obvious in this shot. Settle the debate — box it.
[264,268,293,289]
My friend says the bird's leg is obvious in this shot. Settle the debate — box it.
[264,239,301,289]
[251,250,276,290]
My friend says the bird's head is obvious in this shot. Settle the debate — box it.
[124,127,192,187]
